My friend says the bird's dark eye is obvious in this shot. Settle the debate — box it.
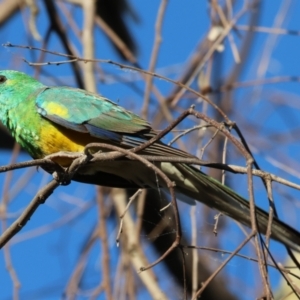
[0,75,7,84]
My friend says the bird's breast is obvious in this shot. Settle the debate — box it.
[37,123,101,166]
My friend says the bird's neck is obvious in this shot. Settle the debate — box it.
[1,84,45,158]
[0,82,44,127]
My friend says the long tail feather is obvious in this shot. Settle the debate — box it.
[172,163,300,252]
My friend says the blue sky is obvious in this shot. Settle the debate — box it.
[1,1,300,299]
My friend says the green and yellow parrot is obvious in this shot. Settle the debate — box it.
[0,70,299,250]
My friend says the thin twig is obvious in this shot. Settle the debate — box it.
[246,160,272,298]
[190,206,198,298]
[237,24,300,35]
[82,0,96,92]
[264,177,274,250]
[96,187,112,300]
[193,232,255,299]
[116,189,142,245]
[142,0,168,119]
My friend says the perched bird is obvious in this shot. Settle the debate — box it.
[0,70,299,251]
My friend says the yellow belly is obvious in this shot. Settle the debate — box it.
[39,123,99,166]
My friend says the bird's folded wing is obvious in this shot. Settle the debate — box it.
[34,86,195,158]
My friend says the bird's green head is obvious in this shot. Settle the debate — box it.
[0,70,44,122]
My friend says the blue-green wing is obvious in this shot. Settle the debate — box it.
[35,86,151,142]
[35,86,192,158]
